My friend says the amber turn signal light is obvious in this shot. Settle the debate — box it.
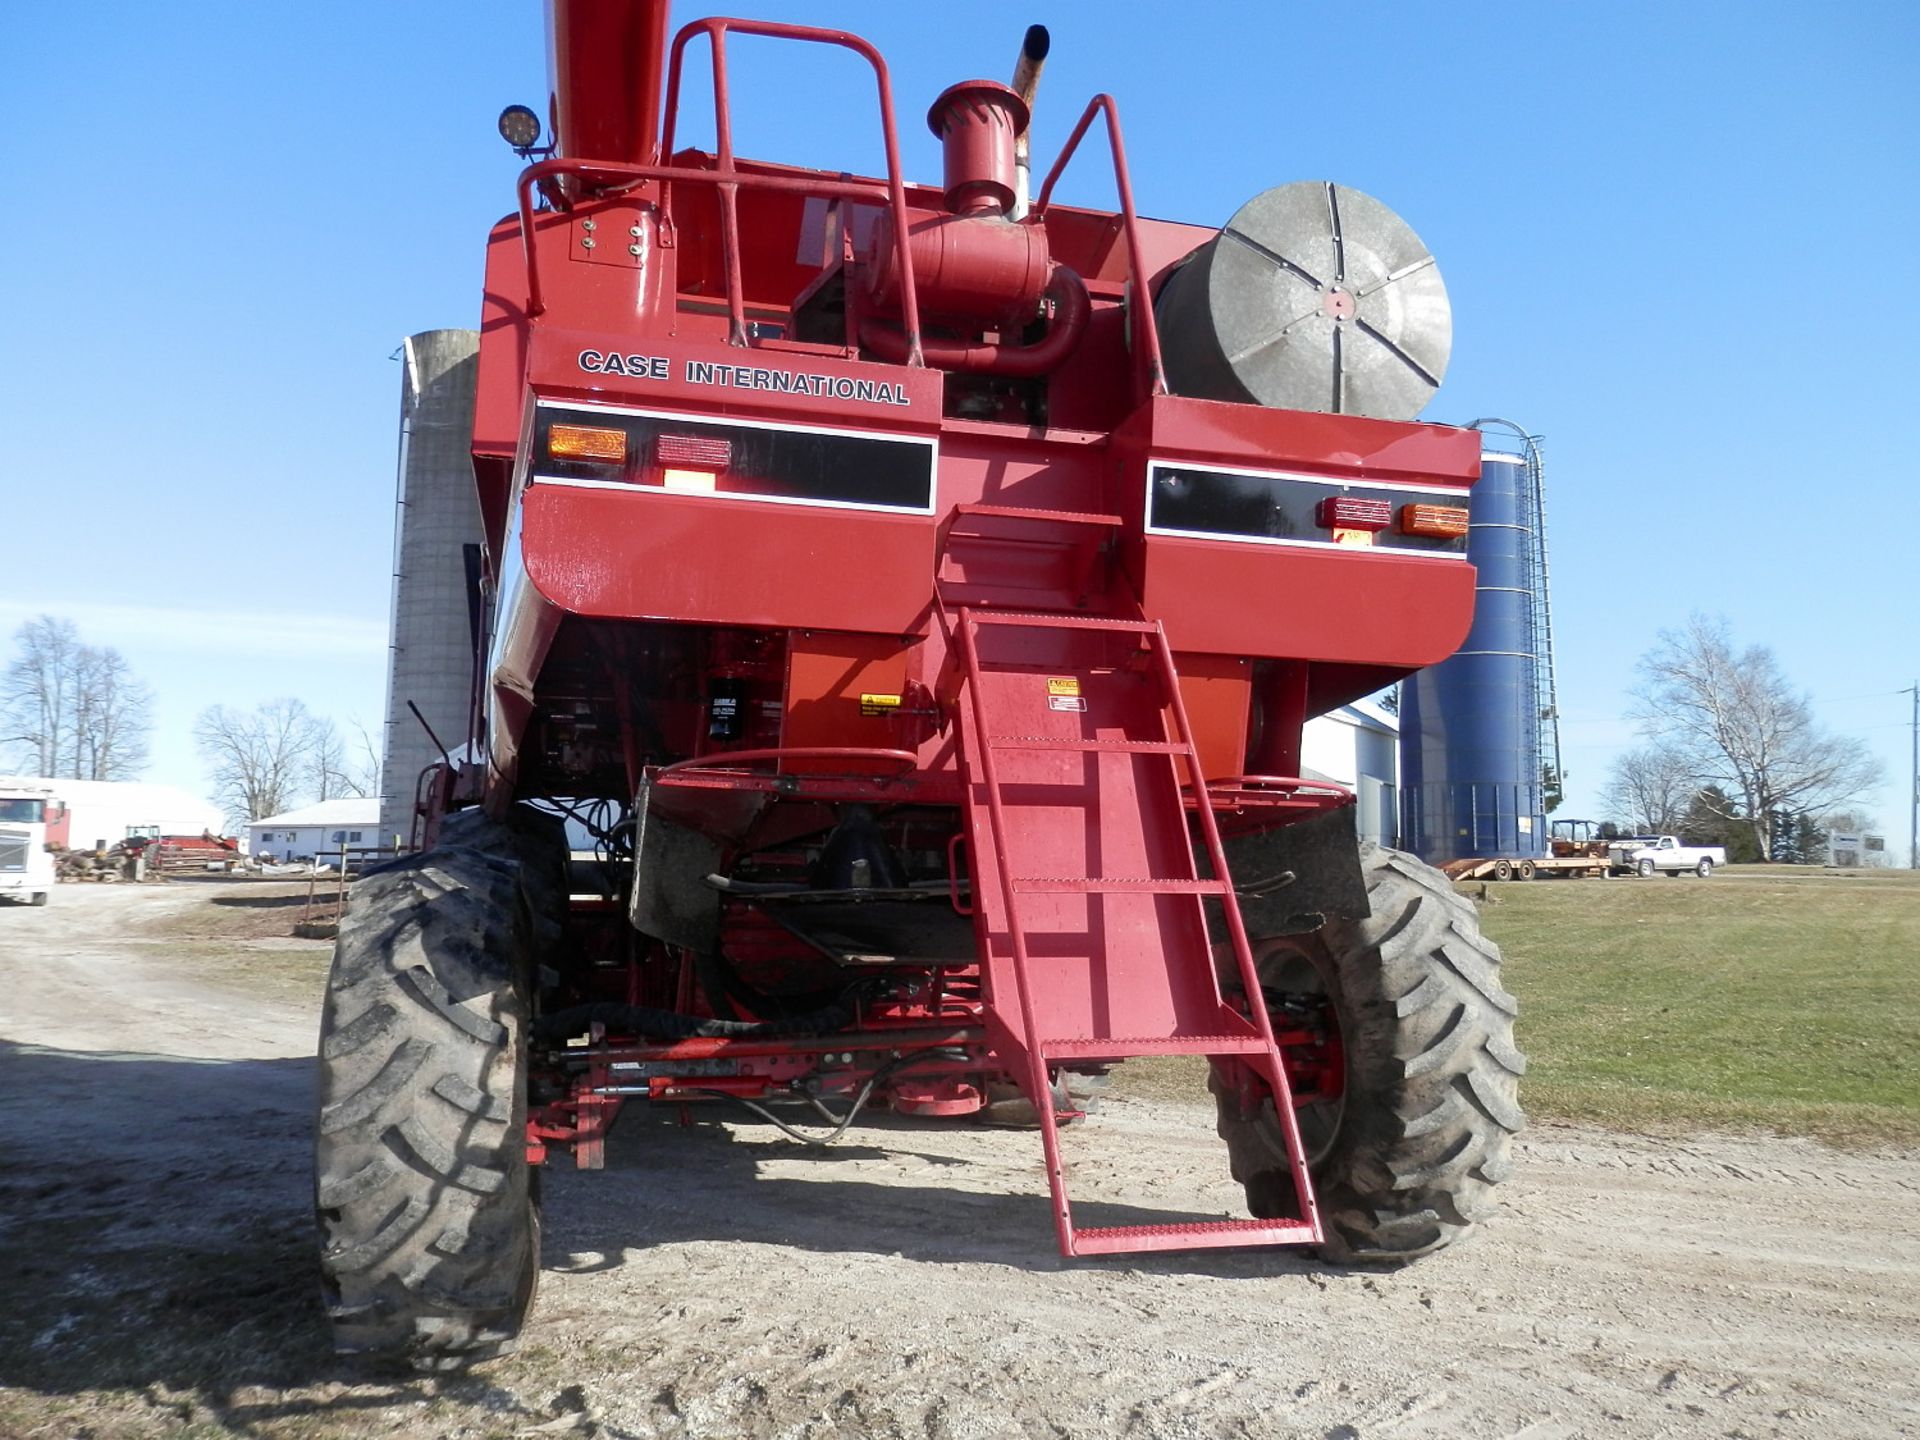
[549,423,628,463]
[1399,503,1470,538]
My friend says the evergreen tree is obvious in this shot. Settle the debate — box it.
[1678,787,1763,862]
[1768,808,1797,863]
[1795,812,1828,864]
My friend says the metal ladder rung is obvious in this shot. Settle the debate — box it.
[1041,1035,1269,1059]
[1069,1218,1319,1257]
[988,736,1189,754]
[1012,876,1227,895]
[965,611,1158,634]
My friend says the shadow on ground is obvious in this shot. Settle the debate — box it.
[542,1102,1320,1282]
[0,1036,1315,1428]
[210,892,330,911]
[0,1041,553,1431]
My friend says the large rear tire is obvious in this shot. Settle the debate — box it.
[1213,844,1525,1262]
[314,807,566,1368]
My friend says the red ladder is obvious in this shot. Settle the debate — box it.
[952,607,1322,1256]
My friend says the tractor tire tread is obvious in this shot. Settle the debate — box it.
[1214,842,1525,1266]
[313,805,567,1368]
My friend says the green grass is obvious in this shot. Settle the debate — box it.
[1479,866,1920,1147]
[1111,867,1920,1148]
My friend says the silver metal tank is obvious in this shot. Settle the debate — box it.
[378,329,484,846]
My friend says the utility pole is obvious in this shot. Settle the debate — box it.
[1908,681,1919,870]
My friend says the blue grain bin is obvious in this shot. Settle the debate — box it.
[1399,452,1544,863]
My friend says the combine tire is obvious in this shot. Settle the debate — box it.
[1213,843,1525,1263]
[314,807,566,1368]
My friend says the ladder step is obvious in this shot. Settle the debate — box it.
[989,736,1189,754]
[1069,1218,1319,1256]
[953,503,1124,528]
[966,611,1158,634]
[1042,1035,1270,1059]
[1013,877,1227,895]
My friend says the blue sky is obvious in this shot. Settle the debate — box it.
[3,1,1913,839]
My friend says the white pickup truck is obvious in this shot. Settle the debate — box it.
[1609,835,1726,878]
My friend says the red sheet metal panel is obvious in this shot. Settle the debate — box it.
[783,632,918,756]
[520,483,935,633]
[1144,537,1476,667]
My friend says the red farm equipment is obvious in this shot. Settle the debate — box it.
[315,2,1524,1365]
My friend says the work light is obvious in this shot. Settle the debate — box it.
[497,104,542,150]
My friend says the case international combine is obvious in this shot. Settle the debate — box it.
[315,0,1525,1365]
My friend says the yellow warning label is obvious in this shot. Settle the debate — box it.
[1046,677,1081,697]
[859,693,903,717]
[1332,527,1376,547]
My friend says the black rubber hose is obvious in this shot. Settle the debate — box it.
[532,998,857,1046]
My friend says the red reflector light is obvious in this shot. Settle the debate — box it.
[548,423,627,463]
[1399,503,1471,538]
[1316,496,1393,531]
[655,434,734,470]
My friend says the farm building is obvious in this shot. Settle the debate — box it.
[1301,702,1400,847]
[248,799,385,863]
[0,776,225,852]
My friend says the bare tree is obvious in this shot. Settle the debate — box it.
[2,616,80,774]
[1631,614,1883,860]
[304,716,383,800]
[348,717,383,797]
[71,646,154,780]
[306,719,349,801]
[1602,743,1695,834]
[195,698,328,823]
[2,617,153,779]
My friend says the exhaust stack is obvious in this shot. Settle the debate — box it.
[1009,24,1049,220]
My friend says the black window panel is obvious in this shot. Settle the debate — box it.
[535,409,933,512]
[1149,465,1468,555]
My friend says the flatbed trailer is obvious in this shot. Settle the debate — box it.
[1442,854,1610,881]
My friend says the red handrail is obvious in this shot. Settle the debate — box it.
[517,158,894,317]
[517,17,923,366]
[1032,95,1170,405]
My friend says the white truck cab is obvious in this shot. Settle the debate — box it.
[0,786,58,906]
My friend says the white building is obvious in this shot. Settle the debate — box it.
[0,776,226,852]
[249,799,384,863]
[1301,701,1399,847]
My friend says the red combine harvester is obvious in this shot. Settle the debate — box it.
[316,1,1524,1365]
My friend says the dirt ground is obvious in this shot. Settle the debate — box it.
[2,883,1917,1439]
